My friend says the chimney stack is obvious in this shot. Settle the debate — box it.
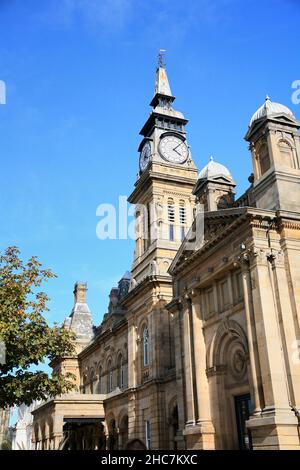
[74,282,87,304]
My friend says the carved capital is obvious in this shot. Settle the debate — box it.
[206,365,227,378]
[266,248,285,268]
[188,287,201,300]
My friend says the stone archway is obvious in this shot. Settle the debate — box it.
[107,417,118,450]
[168,398,179,450]
[118,414,128,450]
[207,319,252,450]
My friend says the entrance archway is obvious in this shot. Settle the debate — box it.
[107,418,118,450]
[207,319,252,449]
[119,415,128,450]
[168,399,179,449]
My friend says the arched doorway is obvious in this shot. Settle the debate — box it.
[207,320,252,450]
[119,415,128,449]
[168,400,179,449]
[107,418,118,450]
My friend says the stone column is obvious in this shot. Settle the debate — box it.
[238,254,264,415]
[127,314,137,389]
[246,247,299,449]
[269,249,300,408]
[188,291,215,449]
[181,297,196,427]
[172,300,186,450]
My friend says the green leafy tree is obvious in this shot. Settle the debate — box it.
[0,246,76,407]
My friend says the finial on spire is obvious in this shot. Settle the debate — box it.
[153,50,172,98]
[157,49,166,69]
[210,155,214,162]
[265,94,270,101]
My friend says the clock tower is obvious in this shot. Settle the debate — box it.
[123,55,198,449]
[129,53,198,284]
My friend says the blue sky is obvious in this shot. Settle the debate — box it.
[0,0,299,329]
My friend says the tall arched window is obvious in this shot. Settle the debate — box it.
[117,354,124,389]
[167,198,175,241]
[135,210,141,259]
[107,360,113,392]
[141,205,150,252]
[89,369,95,394]
[82,374,88,394]
[257,142,270,175]
[98,366,102,393]
[278,140,295,168]
[143,327,149,366]
[179,200,186,241]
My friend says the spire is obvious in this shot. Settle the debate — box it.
[150,50,174,108]
[154,50,172,97]
[154,67,172,97]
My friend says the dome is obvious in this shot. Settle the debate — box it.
[121,271,131,280]
[198,156,232,180]
[250,96,295,126]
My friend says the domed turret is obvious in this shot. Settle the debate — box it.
[198,156,232,180]
[249,96,295,127]
[245,95,300,212]
[193,157,236,211]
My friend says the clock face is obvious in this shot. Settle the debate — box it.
[139,142,151,171]
[159,135,188,164]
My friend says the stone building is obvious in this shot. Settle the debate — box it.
[0,408,11,449]
[12,402,40,450]
[32,60,300,450]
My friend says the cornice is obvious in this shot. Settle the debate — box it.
[170,207,279,276]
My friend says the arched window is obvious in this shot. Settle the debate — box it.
[257,142,270,175]
[82,374,88,394]
[98,366,102,393]
[142,205,150,252]
[167,198,175,241]
[89,369,95,394]
[117,354,124,389]
[278,140,294,168]
[179,200,186,241]
[107,360,113,392]
[108,418,117,450]
[143,327,149,366]
[217,195,229,210]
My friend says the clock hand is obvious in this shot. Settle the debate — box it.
[173,142,183,151]
[173,148,181,156]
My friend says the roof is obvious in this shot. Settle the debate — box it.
[249,96,295,126]
[154,66,172,97]
[198,156,232,180]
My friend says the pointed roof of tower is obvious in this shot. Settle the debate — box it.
[154,66,172,97]
[149,50,175,108]
[140,51,188,137]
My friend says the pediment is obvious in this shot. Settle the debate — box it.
[208,175,235,184]
[246,113,299,139]
[169,208,245,273]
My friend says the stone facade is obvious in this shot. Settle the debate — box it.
[12,402,40,450]
[32,65,300,450]
[0,407,10,449]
